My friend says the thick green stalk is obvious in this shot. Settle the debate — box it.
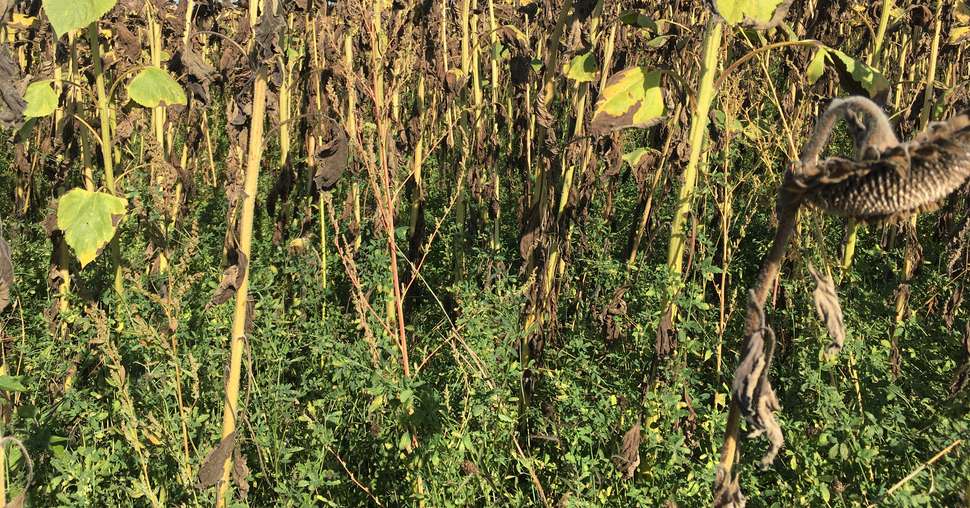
[869,0,893,65]
[86,23,123,294]
[664,20,723,322]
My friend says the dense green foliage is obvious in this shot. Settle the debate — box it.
[0,0,967,507]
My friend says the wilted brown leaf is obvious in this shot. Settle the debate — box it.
[611,419,641,480]
[807,264,845,356]
[196,431,235,489]
[0,43,25,129]
[313,119,350,191]
[232,447,250,499]
[0,232,12,313]
[732,292,783,467]
[713,465,745,508]
[208,252,248,308]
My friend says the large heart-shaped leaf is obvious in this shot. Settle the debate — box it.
[23,80,58,118]
[806,48,827,85]
[589,67,664,136]
[42,0,117,38]
[564,52,598,82]
[56,188,127,268]
[127,67,187,108]
[826,48,890,99]
[709,0,793,29]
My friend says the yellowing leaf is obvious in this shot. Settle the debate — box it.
[23,80,58,118]
[42,0,117,38]
[56,189,127,268]
[7,14,38,31]
[127,67,187,108]
[806,47,826,85]
[710,0,793,29]
[589,67,665,136]
[564,52,598,82]
[622,148,658,169]
[951,3,970,45]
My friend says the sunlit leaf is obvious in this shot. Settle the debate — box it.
[826,48,890,99]
[589,67,665,136]
[56,188,127,268]
[42,0,117,38]
[622,148,654,169]
[564,52,598,82]
[709,0,793,29]
[23,80,58,118]
[806,47,826,85]
[127,67,187,108]
[646,36,674,48]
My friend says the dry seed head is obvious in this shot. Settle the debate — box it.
[793,112,970,223]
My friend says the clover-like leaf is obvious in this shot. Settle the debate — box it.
[23,80,58,118]
[42,0,117,38]
[0,375,26,393]
[708,0,793,29]
[56,188,127,268]
[127,67,187,108]
[589,67,665,136]
[564,52,598,82]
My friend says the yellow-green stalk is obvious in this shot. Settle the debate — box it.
[664,19,723,324]
[86,22,123,294]
[216,4,269,504]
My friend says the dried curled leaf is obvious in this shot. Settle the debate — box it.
[0,44,25,129]
[253,6,283,62]
[232,447,250,499]
[732,292,783,467]
[807,264,845,356]
[208,252,248,308]
[196,431,235,489]
[313,119,350,191]
[0,233,11,313]
[611,419,641,480]
[713,465,746,508]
